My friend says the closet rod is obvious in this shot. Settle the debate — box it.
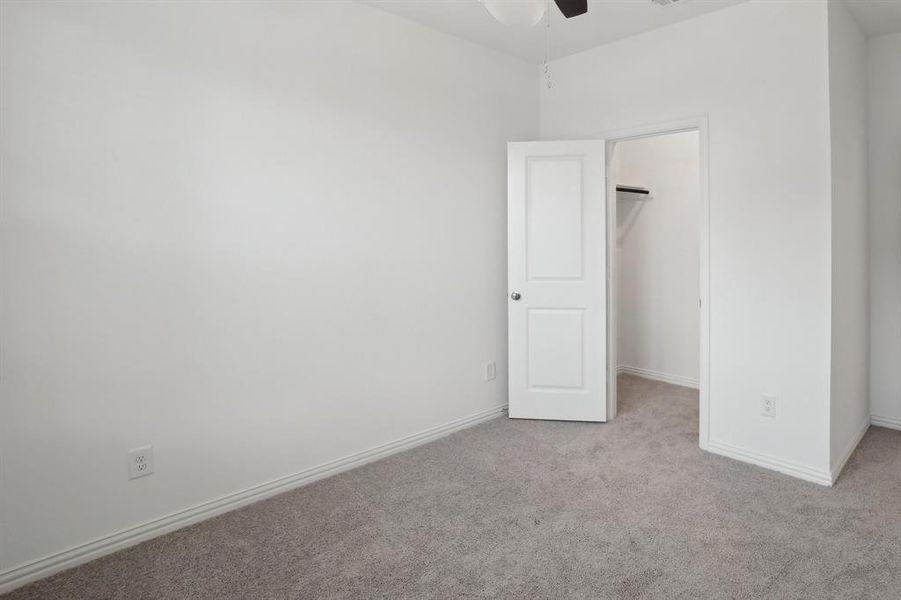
[615,185,650,195]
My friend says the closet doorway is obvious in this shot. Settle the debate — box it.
[605,120,710,449]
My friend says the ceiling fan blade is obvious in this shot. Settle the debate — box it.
[553,0,588,19]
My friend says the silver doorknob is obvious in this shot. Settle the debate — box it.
[510,291,521,301]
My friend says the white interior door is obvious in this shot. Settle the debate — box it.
[507,140,607,422]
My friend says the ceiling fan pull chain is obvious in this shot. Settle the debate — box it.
[545,0,552,88]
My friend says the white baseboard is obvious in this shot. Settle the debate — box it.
[871,414,901,431]
[0,404,507,595]
[617,365,699,389]
[830,416,871,484]
[706,439,832,487]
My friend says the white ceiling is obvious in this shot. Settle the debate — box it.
[362,0,901,63]
[361,0,748,63]
[844,0,901,37]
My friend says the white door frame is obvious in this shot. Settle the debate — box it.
[604,116,710,450]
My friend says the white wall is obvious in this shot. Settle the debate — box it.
[541,0,834,480]
[868,32,901,430]
[0,0,538,580]
[827,0,870,473]
[613,131,700,387]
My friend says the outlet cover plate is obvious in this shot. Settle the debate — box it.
[128,446,154,479]
[485,361,497,381]
[761,395,776,418]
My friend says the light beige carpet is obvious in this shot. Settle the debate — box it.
[5,374,900,599]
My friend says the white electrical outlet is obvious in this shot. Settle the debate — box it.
[485,361,497,381]
[128,446,154,479]
[761,395,777,418]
